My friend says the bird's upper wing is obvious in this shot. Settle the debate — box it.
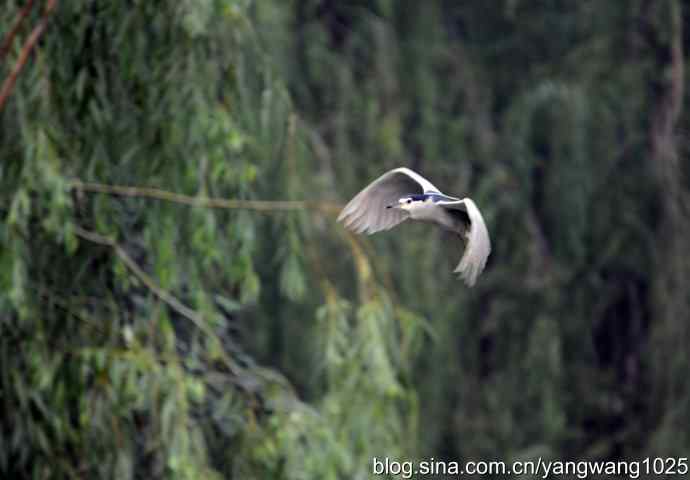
[390,167,441,193]
[437,198,491,286]
[338,167,441,234]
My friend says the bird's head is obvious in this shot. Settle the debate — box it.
[387,195,425,211]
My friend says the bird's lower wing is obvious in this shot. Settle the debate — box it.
[437,198,491,286]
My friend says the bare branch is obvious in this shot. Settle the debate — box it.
[70,180,343,214]
[0,0,57,113]
[0,0,36,60]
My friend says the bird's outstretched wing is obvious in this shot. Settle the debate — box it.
[437,198,491,286]
[337,167,441,234]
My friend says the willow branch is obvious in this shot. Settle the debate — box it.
[0,0,57,113]
[70,180,343,214]
[72,225,241,375]
[0,0,36,60]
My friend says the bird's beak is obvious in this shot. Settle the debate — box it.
[386,204,399,209]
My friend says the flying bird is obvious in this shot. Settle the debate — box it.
[337,167,491,286]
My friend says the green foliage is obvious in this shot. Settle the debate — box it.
[1,0,689,479]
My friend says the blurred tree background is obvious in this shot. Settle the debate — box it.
[1,0,689,478]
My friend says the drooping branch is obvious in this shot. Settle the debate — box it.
[72,225,242,375]
[645,0,684,192]
[70,180,343,214]
[0,0,57,113]
[642,0,690,407]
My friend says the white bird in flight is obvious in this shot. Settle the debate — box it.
[338,167,491,286]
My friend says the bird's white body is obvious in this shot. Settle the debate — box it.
[338,167,491,286]
[401,199,464,233]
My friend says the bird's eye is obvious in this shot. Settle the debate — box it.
[406,199,412,204]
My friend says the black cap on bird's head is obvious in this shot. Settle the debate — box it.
[386,194,429,209]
